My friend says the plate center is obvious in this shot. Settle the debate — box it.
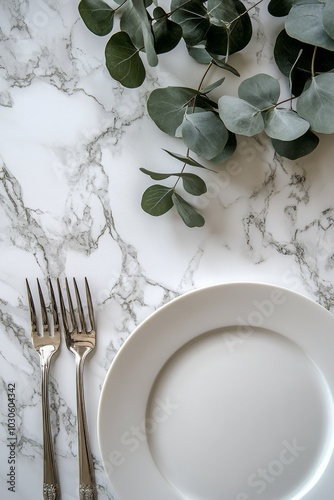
[146,328,334,500]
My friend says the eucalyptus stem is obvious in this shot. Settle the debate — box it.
[230,0,264,24]
[198,62,214,93]
[261,95,297,113]
[244,0,264,15]
[114,0,127,12]
[311,46,317,78]
[173,60,215,190]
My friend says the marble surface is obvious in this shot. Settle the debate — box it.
[1,1,334,499]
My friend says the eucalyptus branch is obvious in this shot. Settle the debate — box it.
[79,0,334,227]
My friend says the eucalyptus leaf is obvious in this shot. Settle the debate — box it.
[285,4,334,51]
[274,29,334,96]
[139,168,171,180]
[268,0,296,17]
[141,185,174,216]
[187,45,213,64]
[206,0,239,25]
[147,87,212,137]
[264,108,310,140]
[323,0,334,39]
[139,168,207,194]
[272,130,319,159]
[131,0,158,66]
[172,193,205,227]
[78,0,114,36]
[162,150,212,169]
[120,2,144,48]
[181,174,207,196]
[205,1,252,56]
[201,77,225,94]
[211,57,240,76]
[170,0,210,46]
[210,130,237,163]
[297,73,334,133]
[238,74,280,109]
[105,31,145,88]
[182,111,229,160]
[218,96,264,136]
[268,0,317,17]
[152,9,182,53]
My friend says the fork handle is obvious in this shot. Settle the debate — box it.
[75,350,97,500]
[41,355,60,500]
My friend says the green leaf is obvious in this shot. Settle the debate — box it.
[170,0,210,46]
[78,0,114,36]
[218,96,264,136]
[139,168,207,195]
[268,0,295,17]
[141,185,174,216]
[210,130,237,163]
[147,87,211,137]
[187,45,213,64]
[297,73,334,133]
[162,150,212,169]
[285,4,334,51]
[105,31,145,88]
[182,111,229,160]
[172,193,205,227]
[205,1,252,56]
[206,0,239,25]
[140,168,171,180]
[201,77,225,94]
[264,108,309,140]
[272,130,319,159]
[274,29,334,96]
[120,2,144,48]
[180,174,207,195]
[211,57,240,76]
[238,74,280,109]
[152,8,182,53]
[268,0,317,17]
[131,0,158,66]
[140,168,207,195]
[323,0,334,39]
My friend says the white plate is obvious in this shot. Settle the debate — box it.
[97,282,334,500]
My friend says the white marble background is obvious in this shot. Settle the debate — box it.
[1,0,334,499]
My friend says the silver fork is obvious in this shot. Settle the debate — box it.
[26,278,60,500]
[57,277,97,500]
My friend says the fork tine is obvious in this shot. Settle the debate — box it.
[73,278,87,333]
[85,277,95,332]
[66,278,78,331]
[49,279,59,336]
[57,278,69,333]
[26,279,38,336]
[37,278,49,335]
